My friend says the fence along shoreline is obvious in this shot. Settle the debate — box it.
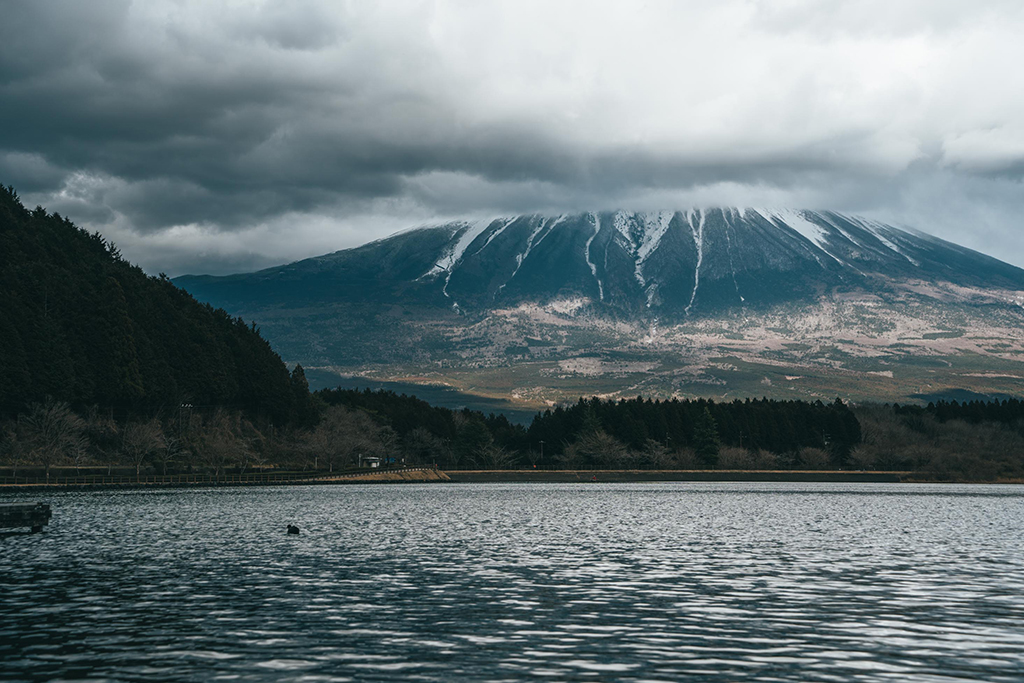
[0,467,449,489]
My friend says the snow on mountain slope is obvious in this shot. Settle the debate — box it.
[399,209,1024,316]
[180,209,1024,320]
[174,209,1024,406]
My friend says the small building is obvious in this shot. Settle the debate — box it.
[360,456,380,469]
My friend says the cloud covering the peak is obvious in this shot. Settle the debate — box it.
[2,0,1023,274]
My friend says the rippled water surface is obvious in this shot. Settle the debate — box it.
[3,483,1024,681]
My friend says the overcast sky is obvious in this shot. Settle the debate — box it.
[2,0,1023,275]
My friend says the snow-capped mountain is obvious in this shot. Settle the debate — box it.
[176,210,1024,409]
[409,209,1023,314]
[181,209,1023,315]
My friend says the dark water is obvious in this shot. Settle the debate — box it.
[3,483,1024,682]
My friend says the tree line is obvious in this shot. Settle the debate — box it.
[895,398,1024,426]
[855,399,1024,480]
[316,389,866,469]
[0,391,385,481]
[4,389,1023,482]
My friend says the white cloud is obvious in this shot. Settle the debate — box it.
[942,127,1024,173]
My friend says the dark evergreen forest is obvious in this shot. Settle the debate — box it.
[0,185,309,424]
[526,396,861,460]
[896,399,1024,426]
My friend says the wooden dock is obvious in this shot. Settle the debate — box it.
[0,503,52,532]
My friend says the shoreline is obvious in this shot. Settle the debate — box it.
[0,467,451,491]
[444,469,911,483]
[4,469,1022,491]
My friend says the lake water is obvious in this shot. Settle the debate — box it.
[3,483,1024,681]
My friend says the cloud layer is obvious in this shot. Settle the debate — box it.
[2,0,1023,274]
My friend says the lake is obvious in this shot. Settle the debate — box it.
[3,483,1024,681]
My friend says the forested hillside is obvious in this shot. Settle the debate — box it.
[0,185,304,423]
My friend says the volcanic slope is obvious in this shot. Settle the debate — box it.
[177,210,1024,409]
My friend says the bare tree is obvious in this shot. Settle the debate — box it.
[193,410,262,479]
[122,419,165,481]
[561,430,628,469]
[19,400,89,482]
[671,447,700,469]
[478,443,518,470]
[156,434,188,476]
[234,420,263,476]
[404,427,444,466]
[250,448,269,473]
[751,449,780,470]
[83,406,120,475]
[376,425,400,466]
[718,446,754,470]
[641,439,673,469]
[304,406,351,472]
[68,435,91,475]
[798,447,831,470]
[0,421,24,477]
[523,447,542,469]
[200,413,234,479]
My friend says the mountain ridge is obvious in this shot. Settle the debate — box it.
[175,209,1024,410]
[179,209,1024,315]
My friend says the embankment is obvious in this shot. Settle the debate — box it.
[0,467,449,491]
[443,470,909,483]
[315,468,451,483]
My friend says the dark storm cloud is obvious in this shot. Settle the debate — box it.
[2,0,1023,274]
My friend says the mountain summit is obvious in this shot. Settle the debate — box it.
[177,210,1024,408]
[413,210,1023,314]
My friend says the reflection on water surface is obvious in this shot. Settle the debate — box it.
[3,483,1024,681]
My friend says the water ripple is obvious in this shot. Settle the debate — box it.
[2,482,1024,681]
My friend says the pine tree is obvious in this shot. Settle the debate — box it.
[289,364,317,428]
[693,407,720,468]
[455,417,493,466]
